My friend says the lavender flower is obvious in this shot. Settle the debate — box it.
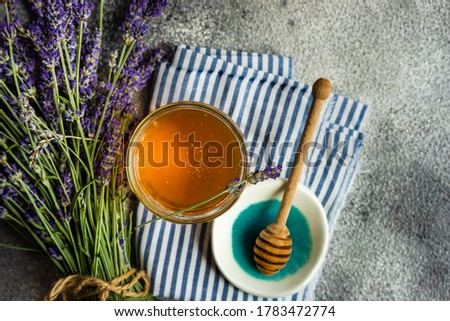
[0,174,7,188]
[121,46,165,97]
[29,1,45,19]
[57,171,73,210]
[30,187,47,210]
[0,48,9,77]
[115,165,126,195]
[0,131,5,148]
[1,22,17,42]
[1,186,15,200]
[19,95,35,126]
[108,50,119,73]
[36,230,51,242]
[119,234,129,266]
[62,1,77,69]
[96,118,123,187]
[0,205,7,219]
[48,246,62,260]
[9,26,38,93]
[39,89,58,127]
[122,0,169,45]
[49,220,56,228]
[64,107,85,122]
[111,46,165,124]
[9,169,23,185]
[27,24,44,51]
[83,81,111,136]
[226,177,243,194]
[25,213,41,225]
[0,152,6,166]
[44,0,67,43]
[40,43,59,70]
[122,2,149,45]
[34,1,67,71]
[80,29,102,99]
[29,138,50,170]
[227,165,283,194]
[76,0,94,22]
[246,164,282,184]
[144,0,169,18]
[97,167,111,186]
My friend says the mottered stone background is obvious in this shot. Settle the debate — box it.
[0,0,449,300]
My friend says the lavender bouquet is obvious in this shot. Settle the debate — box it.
[0,0,168,300]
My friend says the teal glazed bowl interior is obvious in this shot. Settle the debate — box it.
[211,179,329,298]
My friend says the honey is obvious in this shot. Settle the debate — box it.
[129,104,246,216]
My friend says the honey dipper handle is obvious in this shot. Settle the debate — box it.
[275,78,332,227]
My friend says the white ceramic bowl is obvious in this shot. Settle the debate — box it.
[211,179,329,298]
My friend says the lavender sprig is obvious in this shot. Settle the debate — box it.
[239,164,282,187]
[135,165,283,229]
[121,0,168,45]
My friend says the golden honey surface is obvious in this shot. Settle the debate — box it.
[132,108,243,214]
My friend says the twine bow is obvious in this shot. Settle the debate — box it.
[45,268,150,301]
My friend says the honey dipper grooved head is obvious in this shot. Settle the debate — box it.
[253,223,293,276]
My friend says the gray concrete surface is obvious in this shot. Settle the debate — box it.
[1,0,449,300]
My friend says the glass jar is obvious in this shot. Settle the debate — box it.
[126,101,248,224]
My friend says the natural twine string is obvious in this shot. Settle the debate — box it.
[45,268,150,301]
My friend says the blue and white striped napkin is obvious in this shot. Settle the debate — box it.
[136,45,368,300]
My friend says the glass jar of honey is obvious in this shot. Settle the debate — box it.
[126,101,248,224]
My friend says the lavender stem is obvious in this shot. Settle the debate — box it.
[99,0,105,34]
[75,20,85,110]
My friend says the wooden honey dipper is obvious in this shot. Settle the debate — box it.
[253,78,332,275]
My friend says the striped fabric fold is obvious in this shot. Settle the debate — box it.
[136,45,368,300]
[181,44,294,79]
